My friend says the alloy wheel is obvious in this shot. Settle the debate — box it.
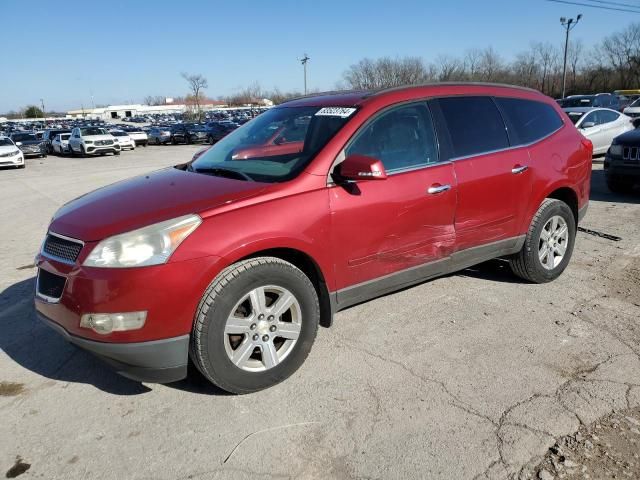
[538,215,569,270]
[223,285,302,372]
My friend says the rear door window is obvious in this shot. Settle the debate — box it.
[434,96,509,159]
[495,97,564,145]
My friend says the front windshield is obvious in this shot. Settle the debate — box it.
[60,134,71,140]
[563,97,594,107]
[80,127,107,136]
[565,111,585,125]
[0,138,14,146]
[111,131,127,137]
[630,98,640,107]
[191,106,354,183]
[12,133,37,142]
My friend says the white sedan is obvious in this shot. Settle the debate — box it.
[0,136,25,169]
[109,130,136,150]
[564,107,634,155]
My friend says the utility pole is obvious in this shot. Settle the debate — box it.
[560,14,582,99]
[300,53,310,95]
[40,98,46,126]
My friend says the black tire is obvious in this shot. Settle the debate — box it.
[606,175,634,194]
[114,150,120,156]
[190,257,320,394]
[171,137,177,145]
[69,145,76,157]
[508,198,576,284]
[80,145,86,158]
[207,136,213,145]
[17,164,25,169]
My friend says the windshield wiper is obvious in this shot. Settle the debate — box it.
[190,165,254,181]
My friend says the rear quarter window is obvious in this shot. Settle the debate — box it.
[495,97,564,146]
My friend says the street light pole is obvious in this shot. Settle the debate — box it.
[300,53,310,95]
[40,98,46,126]
[560,14,582,99]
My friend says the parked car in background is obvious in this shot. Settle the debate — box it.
[564,107,633,155]
[51,133,71,155]
[148,127,171,145]
[34,84,591,393]
[561,93,620,110]
[205,122,238,144]
[109,130,136,150]
[169,124,208,144]
[0,136,25,168]
[605,130,640,193]
[126,129,148,147]
[68,127,121,156]
[9,132,46,157]
[42,129,71,154]
[622,97,640,119]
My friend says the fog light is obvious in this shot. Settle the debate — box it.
[80,311,147,335]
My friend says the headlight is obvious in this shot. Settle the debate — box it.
[609,144,623,156]
[10,149,20,157]
[84,140,93,144]
[84,214,201,268]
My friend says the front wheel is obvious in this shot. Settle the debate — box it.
[190,257,320,394]
[509,198,576,283]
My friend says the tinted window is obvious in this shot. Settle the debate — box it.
[346,103,438,172]
[599,110,620,123]
[496,97,564,145]
[581,111,602,126]
[436,96,509,158]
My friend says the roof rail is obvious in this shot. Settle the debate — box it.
[368,81,540,97]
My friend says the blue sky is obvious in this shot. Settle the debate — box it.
[0,0,636,111]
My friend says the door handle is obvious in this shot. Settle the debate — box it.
[511,165,529,174]
[427,184,451,194]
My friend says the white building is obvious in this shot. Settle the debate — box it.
[66,100,272,120]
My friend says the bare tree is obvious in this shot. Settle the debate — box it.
[343,57,433,89]
[181,73,208,121]
[435,55,465,81]
[144,95,166,106]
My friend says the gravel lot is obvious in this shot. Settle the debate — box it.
[1,146,639,480]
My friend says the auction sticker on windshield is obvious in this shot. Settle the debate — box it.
[315,107,357,117]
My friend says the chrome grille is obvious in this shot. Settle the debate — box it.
[43,233,83,263]
[623,146,640,162]
[95,140,113,146]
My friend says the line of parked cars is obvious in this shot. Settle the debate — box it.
[557,91,640,192]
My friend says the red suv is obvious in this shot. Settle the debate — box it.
[35,84,592,393]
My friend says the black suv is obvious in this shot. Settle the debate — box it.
[42,129,71,154]
[204,122,238,144]
[169,124,208,144]
[560,94,620,111]
[605,130,640,193]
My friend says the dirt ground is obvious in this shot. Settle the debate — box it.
[0,150,639,479]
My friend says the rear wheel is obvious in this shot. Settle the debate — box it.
[509,199,576,283]
[190,257,320,394]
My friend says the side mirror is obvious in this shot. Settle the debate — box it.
[581,121,596,129]
[336,154,387,182]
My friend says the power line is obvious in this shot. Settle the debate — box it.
[545,0,640,13]
[586,0,640,9]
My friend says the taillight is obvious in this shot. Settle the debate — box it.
[581,137,593,153]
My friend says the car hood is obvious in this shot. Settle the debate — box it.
[0,145,20,154]
[50,167,268,241]
[614,129,640,146]
[84,134,115,141]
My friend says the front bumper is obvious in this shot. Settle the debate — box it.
[37,311,189,383]
[85,144,121,154]
[0,153,24,166]
[604,154,640,180]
